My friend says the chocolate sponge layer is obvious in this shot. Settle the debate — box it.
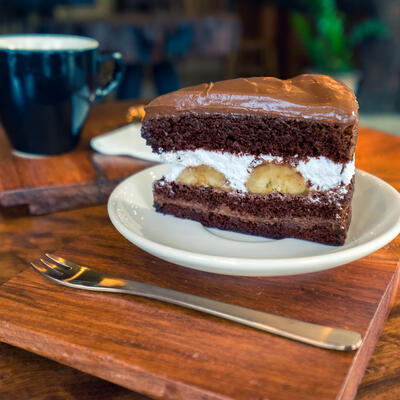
[142,113,358,163]
[153,180,353,245]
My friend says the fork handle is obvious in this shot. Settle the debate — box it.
[118,280,361,351]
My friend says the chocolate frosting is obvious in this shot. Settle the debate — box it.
[144,74,359,125]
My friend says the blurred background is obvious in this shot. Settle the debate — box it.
[0,0,399,134]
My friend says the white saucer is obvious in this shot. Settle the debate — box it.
[108,164,400,276]
[90,123,160,163]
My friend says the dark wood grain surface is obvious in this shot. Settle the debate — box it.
[0,101,152,215]
[0,103,398,399]
[0,219,398,400]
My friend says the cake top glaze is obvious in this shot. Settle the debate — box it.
[144,74,359,125]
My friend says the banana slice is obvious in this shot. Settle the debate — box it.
[177,165,231,191]
[246,164,308,195]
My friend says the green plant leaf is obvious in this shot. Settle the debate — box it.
[291,12,313,43]
[290,0,386,73]
[291,12,316,62]
[348,19,389,49]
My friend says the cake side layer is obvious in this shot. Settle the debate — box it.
[142,114,358,163]
[154,200,350,246]
[154,179,354,222]
[161,150,355,193]
[143,75,358,125]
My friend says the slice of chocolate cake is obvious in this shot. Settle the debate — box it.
[141,74,359,245]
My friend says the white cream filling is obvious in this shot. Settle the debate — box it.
[161,150,355,193]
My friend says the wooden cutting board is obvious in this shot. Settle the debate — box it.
[0,220,397,400]
[0,101,151,215]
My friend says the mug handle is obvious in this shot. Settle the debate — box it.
[94,51,125,103]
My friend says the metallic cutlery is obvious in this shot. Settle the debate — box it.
[31,254,362,351]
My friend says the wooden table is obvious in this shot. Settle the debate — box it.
[0,102,399,399]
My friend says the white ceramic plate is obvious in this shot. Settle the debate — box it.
[108,164,400,276]
[91,123,160,163]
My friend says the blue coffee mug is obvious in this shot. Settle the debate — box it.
[0,34,124,156]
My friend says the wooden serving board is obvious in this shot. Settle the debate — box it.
[0,220,398,400]
[0,101,151,215]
